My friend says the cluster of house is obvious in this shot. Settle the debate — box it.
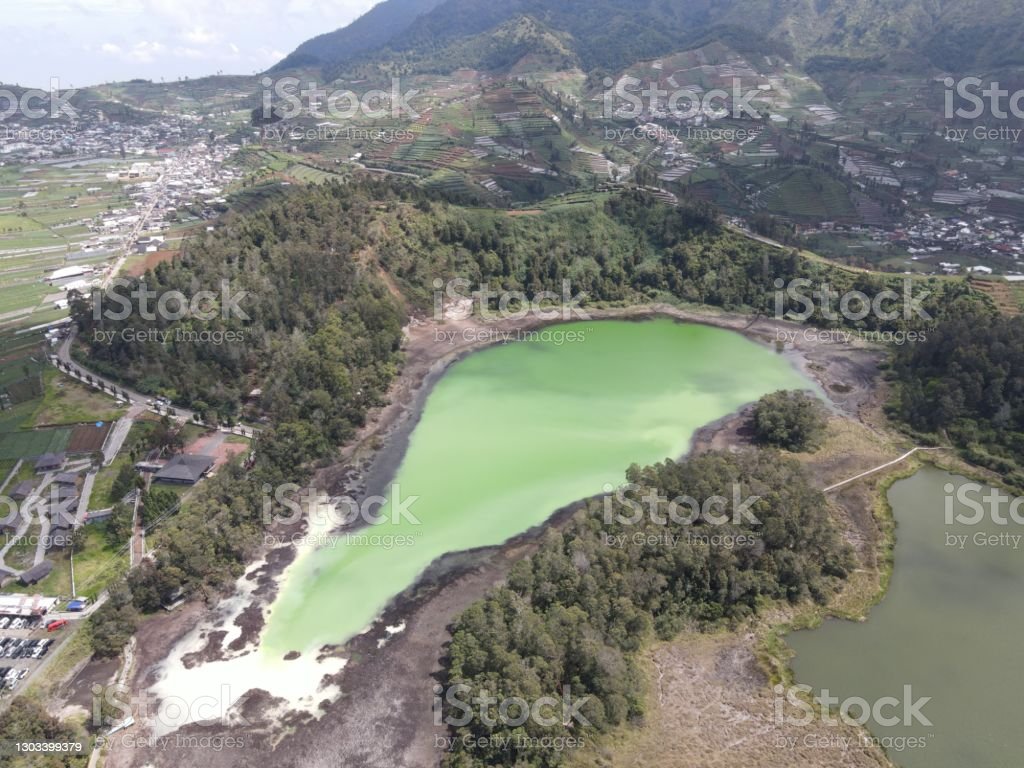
[0,456,80,567]
[40,140,238,277]
[3,447,212,543]
[88,141,238,236]
[798,214,1024,275]
[129,141,239,224]
[0,109,202,163]
[893,214,1024,273]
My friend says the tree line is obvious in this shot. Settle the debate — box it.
[441,450,853,767]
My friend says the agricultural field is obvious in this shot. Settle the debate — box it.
[84,76,261,118]
[0,158,141,330]
[750,167,858,222]
[0,353,123,461]
[0,425,71,461]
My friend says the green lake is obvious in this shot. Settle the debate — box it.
[788,466,1024,767]
[262,318,809,653]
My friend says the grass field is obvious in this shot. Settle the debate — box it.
[88,421,154,511]
[5,523,128,601]
[30,370,125,427]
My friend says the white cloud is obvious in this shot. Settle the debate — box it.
[127,41,166,63]
[2,0,380,86]
[184,25,218,45]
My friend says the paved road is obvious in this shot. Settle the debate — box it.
[32,494,52,568]
[55,333,196,422]
[76,471,96,526]
[54,333,259,439]
[0,500,34,571]
[102,417,133,466]
[0,459,22,493]
[98,172,167,291]
[130,491,144,567]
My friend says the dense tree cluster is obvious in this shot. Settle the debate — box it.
[750,390,827,452]
[0,697,88,768]
[442,450,853,766]
[71,180,406,440]
[89,582,138,659]
[891,312,1024,483]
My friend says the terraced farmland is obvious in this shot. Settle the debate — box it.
[756,168,857,222]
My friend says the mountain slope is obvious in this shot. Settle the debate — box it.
[270,0,447,71]
[389,15,580,73]
[275,0,1024,76]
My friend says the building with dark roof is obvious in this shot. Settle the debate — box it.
[154,454,214,485]
[9,480,35,500]
[34,452,66,473]
[47,498,77,550]
[19,560,54,586]
[54,472,79,486]
[52,484,77,501]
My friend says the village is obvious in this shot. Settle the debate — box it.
[0,355,254,702]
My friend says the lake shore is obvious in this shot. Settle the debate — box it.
[96,302,893,768]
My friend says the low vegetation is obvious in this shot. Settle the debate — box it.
[0,696,89,768]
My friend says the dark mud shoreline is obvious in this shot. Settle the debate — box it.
[99,305,885,768]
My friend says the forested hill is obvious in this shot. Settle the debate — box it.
[72,179,977,429]
[63,175,1001,642]
[274,0,1024,76]
[271,0,446,71]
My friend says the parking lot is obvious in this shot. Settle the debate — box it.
[0,614,67,695]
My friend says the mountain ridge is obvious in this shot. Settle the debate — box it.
[274,0,1024,77]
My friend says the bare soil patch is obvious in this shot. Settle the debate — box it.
[125,250,176,278]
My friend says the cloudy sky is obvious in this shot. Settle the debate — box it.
[2,0,377,88]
